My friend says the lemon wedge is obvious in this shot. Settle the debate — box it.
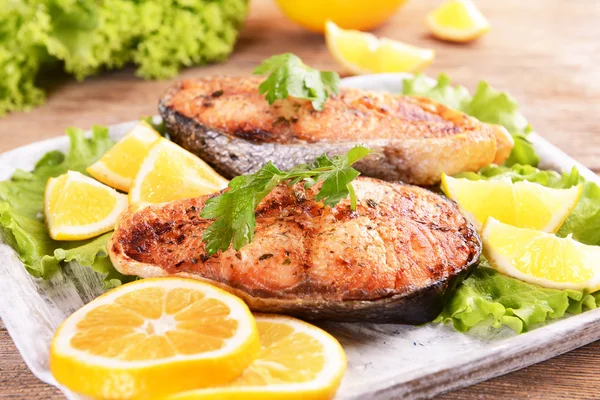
[87,121,161,192]
[426,0,490,43]
[50,278,260,399]
[44,171,128,241]
[325,20,435,75]
[129,138,229,204]
[167,314,347,400]
[482,218,600,291]
[441,174,582,232]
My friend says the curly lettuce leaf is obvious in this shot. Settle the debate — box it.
[0,126,133,287]
[438,164,600,333]
[402,73,539,167]
[134,0,249,79]
[1,0,249,115]
[435,264,592,333]
[0,1,48,116]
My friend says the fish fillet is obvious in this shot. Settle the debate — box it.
[159,76,513,186]
[109,177,481,323]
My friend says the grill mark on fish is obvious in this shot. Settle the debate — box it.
[109,177,481,323]
[158,76,514,186]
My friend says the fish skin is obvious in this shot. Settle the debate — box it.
[108,177,481,323]
[158,76,512,186]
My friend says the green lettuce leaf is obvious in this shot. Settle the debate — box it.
[437,164,600,333]
[0,126,134,287]
[402,73,539,167]
[0,2,48,116]
[435,263,592,333]
[1,0,249,115]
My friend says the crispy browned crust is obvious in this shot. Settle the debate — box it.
[158,76,511,186]
[109,178,481,323]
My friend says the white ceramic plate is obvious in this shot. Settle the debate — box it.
[1,74,599,400]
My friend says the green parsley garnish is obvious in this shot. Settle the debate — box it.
[200,146,373,255]
[253,53,340,111]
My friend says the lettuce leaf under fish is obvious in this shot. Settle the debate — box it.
[402,73,539,167]
[436,164,600,333]
[0,126,134,287]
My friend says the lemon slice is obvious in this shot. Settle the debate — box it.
[441,174,582,232]
[167,314,347,400]
[87,121,161,192]
[44,171,128,241]
[50,278,260,399]
[425,0,490,43]
[129,138,229,204]
[325,20,435,75]
[482,218,600,291]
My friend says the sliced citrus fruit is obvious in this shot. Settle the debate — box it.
[87,121,161,192]
[325,20,434,75]
[50,278,260,399]
[441,174,582,232]
[482,218,600,291]
[44,171,128,240]
[426,0,490,43]
[129,138,229,204]
[166,314,347,400]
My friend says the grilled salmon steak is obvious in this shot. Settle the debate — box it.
[159,76,513,186]
[109,177,481,323]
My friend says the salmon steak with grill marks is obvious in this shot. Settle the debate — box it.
[108,177,481,324]
[159,76,513,186]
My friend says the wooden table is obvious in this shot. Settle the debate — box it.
[1,0,599,398]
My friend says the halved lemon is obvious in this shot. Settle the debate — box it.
[274,0,408,33]
[45,171,128,241]
[482,218,600,291]
[129,138,229,204]
[167,314,347,400]
[425,0,490,43]
[325,20,435,75]
[441,174,582,232]
[86,121,161,192]
[50,278,260,399]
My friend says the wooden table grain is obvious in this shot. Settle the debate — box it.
[1,0,599,399]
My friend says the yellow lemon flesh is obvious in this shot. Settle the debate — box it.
[87,121,161,192]
[482,218,600,291]
[129,138,229,204]
[274,0,407,33]
[50,278,260,399]
[441,174,582,232]
[167,314,347,400]
[325,21,435,75]
[426,0,490,43]
[44,171,128,241]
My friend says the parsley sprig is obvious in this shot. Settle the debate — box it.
[200,146,373,255]
[253,53,340,111]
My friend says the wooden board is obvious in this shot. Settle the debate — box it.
[0,0,599,398]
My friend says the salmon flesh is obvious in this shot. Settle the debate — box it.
[159,76,513,186]
[108,177,481,323]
